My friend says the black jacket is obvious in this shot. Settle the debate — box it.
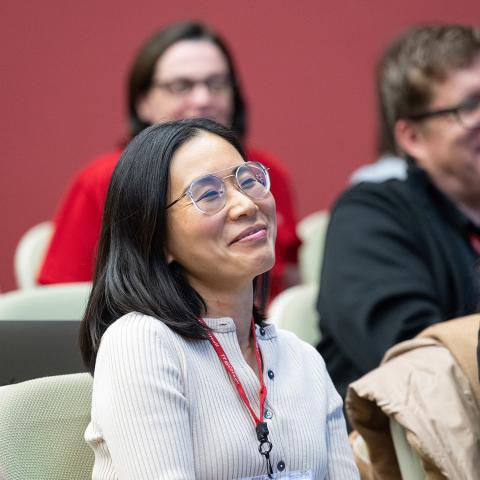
[317,164,480,398]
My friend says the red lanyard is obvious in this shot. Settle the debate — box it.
[198,317,267,427]
[199,317,274,477]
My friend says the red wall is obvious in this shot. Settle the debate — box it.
[2,1,480,291]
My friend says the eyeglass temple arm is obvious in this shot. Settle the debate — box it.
[408,105,461,121]
[166,192,187,210]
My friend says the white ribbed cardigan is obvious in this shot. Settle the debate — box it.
[85,313,359,479]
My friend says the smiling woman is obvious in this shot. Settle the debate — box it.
[79,118,359,480]
[166,134,276,294]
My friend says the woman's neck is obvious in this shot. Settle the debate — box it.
[194,281,262,379]
[194,281,254,352]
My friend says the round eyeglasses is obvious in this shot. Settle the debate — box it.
[166,161,271,215]
[408,94,480,129]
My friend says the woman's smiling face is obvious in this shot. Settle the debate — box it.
[166,131,276,292]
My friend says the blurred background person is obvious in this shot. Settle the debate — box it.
[80,118,359,479]
[317,24,480,399]
[38,21,300,299]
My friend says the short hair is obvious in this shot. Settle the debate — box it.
[80,118,268,374]
[128,21,247,141]
[377,24,480,155]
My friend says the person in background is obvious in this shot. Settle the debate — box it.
[318,24,480,399]
[80,118,359,479]
[38,21,300,298]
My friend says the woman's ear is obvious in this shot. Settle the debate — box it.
[164,249,175,264]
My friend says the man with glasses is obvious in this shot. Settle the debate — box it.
[318,24,480,399]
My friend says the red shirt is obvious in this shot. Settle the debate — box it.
[38,147,300,297]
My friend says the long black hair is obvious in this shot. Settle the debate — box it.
[80,118,268,374]
[128,21,247,141]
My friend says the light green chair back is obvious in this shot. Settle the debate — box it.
[0,373,94,479]
[390,418,426,479]
[268,283,321,345]
[14,222,53,289]
[0,283,92,320]
[297,211,330,284]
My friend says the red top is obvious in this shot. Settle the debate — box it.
[38,147,300,297]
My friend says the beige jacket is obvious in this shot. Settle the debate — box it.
[346,315,480,480]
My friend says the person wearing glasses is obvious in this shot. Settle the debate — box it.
[38,21,300,299]
[317,24,480,399]
[80,118,359,479]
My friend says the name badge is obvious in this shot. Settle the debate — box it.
[239,469,313,480]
